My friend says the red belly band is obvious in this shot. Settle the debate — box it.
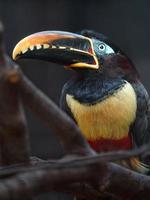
[88,136,132,152]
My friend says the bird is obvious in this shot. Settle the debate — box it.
[12,29,150,174]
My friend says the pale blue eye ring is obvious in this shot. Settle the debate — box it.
[98,43,106,51]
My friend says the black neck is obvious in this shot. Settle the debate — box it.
[65,71,125,105]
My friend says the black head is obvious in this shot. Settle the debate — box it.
[79,30,139,82]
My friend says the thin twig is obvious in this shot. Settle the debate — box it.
[0,144,149,178]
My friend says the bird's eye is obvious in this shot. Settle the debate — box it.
[98,43,106,51]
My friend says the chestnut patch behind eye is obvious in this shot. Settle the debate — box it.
[88,47,93,54]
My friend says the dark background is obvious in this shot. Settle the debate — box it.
[0,0,150,199]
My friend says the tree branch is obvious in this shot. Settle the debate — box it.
[7,70,94,156]
[0,144,149,178]
[0,21,30,165]
[0,152,149,200]
[0,20,32,200]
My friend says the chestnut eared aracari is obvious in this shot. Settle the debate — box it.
[12,30,150,174]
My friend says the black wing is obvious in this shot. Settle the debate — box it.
[131,82,150,163]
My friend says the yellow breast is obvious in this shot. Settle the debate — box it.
[66,81,137,140]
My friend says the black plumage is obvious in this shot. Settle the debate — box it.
[60,30,150,165]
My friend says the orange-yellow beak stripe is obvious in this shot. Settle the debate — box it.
[12,32,75,60]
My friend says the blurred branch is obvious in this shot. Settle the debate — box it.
[0,20,32,200]
[0,150,149,200]
[0,144,149,178]
[0,21,30,165]
[7,69,94,156]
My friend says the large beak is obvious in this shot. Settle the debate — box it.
[12,31,99,69]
